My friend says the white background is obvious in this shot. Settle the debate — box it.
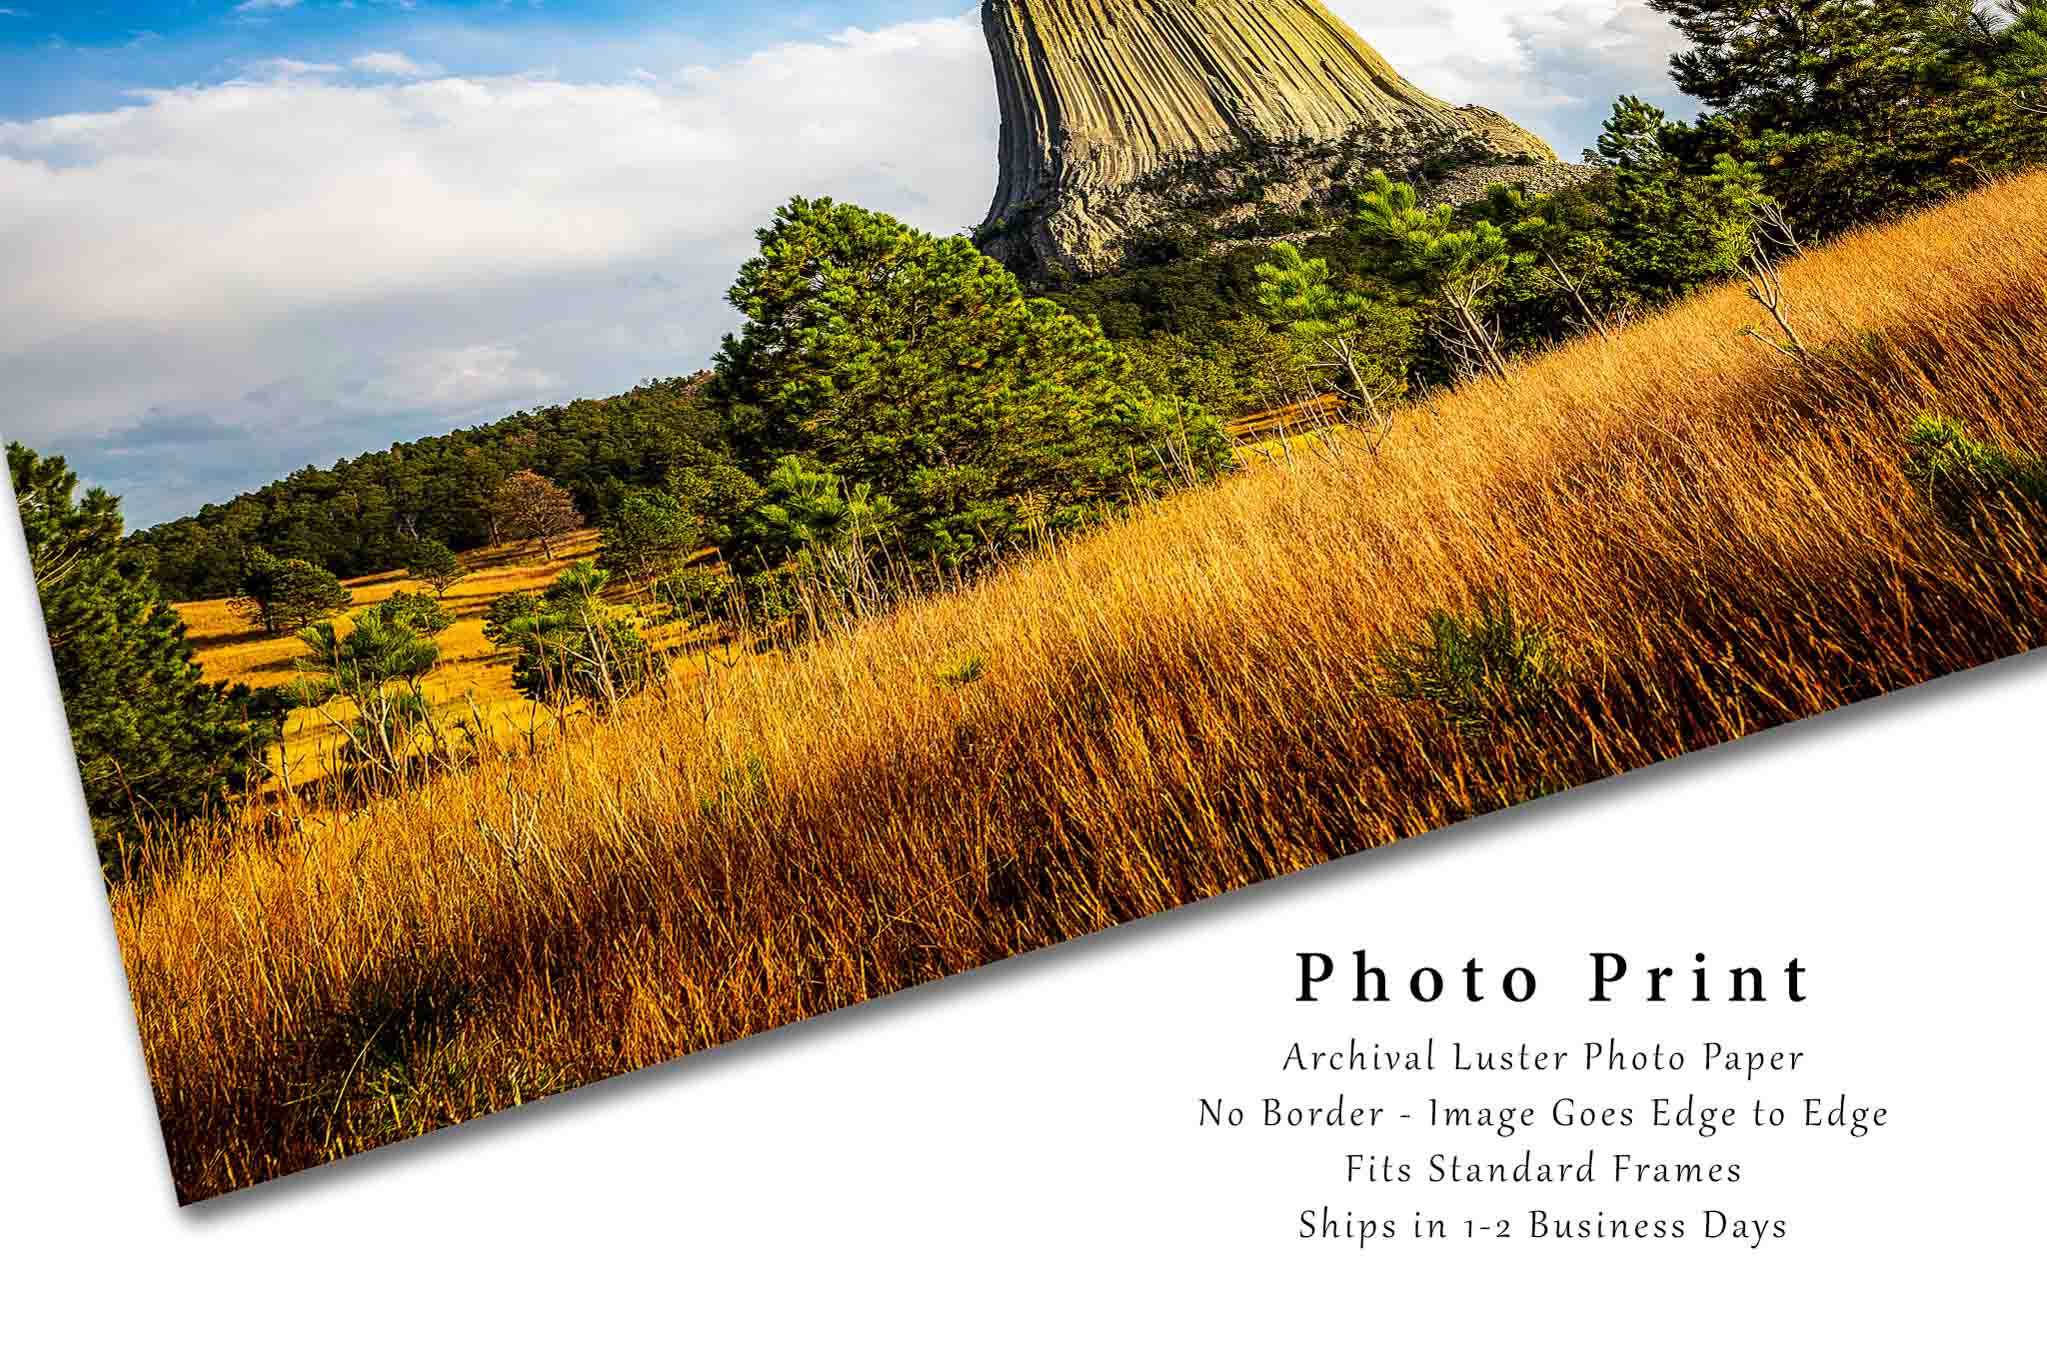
[3,496,2040,1357]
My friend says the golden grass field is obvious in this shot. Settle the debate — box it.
[175,528,701,786]
[124,175,2046,1201]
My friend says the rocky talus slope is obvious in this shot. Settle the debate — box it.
[976,0,1567,279]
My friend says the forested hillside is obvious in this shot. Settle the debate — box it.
[130,376,726,601]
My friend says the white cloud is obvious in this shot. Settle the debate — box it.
[234,0,302,13]
[0,6,1684,525]
[0,17,994,522]
[350,51,443,78]
[1327,0,1685,152]
[241,57,340,78]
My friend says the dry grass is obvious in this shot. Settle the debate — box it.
[118,176,2047,1202]
[176,529,704,785]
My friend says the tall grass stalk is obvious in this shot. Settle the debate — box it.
[117,174,2047,1202]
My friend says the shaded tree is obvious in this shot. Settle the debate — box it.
[231,549,350,635]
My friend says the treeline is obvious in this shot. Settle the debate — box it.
[18,194,1232,873]
[131,376,727,601]
[139,195,1234,616]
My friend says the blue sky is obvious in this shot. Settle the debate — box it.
[0,3,954,118]
[2,2,1687,528]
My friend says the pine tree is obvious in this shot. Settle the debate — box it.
[292,601,441,772]
[1351,173,1522,384]
[2008,1,2047,113]
[599,489,702,587]
[232,548,350,635]
[1645,0,2046,234]
[379,588,455,636]
[1483,183,1621,340]
[482,590,543,649]
[1253,243,1413,420]
[404,537,466,598]
[737,457,900,569]
[1585,98,1761,305]
[10,443,282,873]
[493,562,655,708]
[712,197,1230,572]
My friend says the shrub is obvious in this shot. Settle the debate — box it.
[404,538,466,598]
[379,589,454,636]
[482,591,543,649]
[1377,591,1569,734]
[698,567,804,633]
[698,753,771,822]
[936,653,988,689]
[509,610,654,709]
[1903,415,2046,524]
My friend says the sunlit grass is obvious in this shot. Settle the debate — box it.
[123,174,2047,1202]
[177,528,708,785]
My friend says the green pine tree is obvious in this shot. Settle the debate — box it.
[1645,0,2047,235]
[492,561,656,708]
[378,588,454,636]
[1585,98,1762,305]
[10,443,283,873]
[1483,183,1623,340]
[599,489,703,587]
[292,600,442,772]
[1351,172,1523,383]
[1253,242,1415,417]
[712,197,1231,573]
[404,537,466,598]
[232,548,351,635]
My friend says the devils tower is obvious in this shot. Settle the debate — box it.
[976,0,1562,280]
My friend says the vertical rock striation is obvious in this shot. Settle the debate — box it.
[977,0,1562,279]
